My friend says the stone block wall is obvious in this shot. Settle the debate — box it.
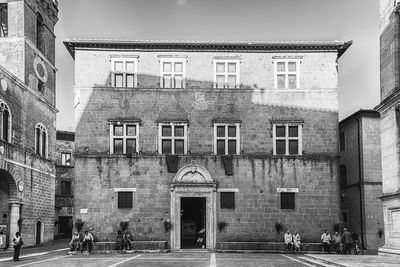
[74,88,338,156]
[339,112,384,251]
[0,0,57,103]
[0,140,55,246]
[72,47,342,245]
[0,67,56,158]
[380,1,400,100]
[74,155,339,243]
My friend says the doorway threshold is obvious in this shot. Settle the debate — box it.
[179,248,208,253]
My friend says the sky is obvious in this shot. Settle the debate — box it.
[55,0,380,131]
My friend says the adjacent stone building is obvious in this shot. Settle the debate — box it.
[65,39,351,250]
[339,110,384,252]
[377,0,400,256]
[54,131,74,239]
[0,0,58,247]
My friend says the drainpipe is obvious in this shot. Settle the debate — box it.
[353,117,365,251]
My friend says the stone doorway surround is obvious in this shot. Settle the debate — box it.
[170,164,217,251]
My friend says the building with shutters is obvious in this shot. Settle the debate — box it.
[0,0,58,247]
[64,39,351,250]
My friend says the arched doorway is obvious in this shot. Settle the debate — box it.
[35,220,43,245]
[0,169,20,248]
[170,164,217,250]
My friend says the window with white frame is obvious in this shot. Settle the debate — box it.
[111,57,138,87]
[159,58,186,88]
[273,123,302,155]
[214,123,240,155]
[274,59,300,89]
[158,123,187,154]
[110,122,139,155]
[214,60,240,88]
[61,152,71,166]
[0,99,11,142]
[35,123,47,157]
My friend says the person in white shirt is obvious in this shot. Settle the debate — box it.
[284,230,293,251]
[321,229,331,253]
[13,232,23,262]
[81,230,94,253]
[292,231,301,253]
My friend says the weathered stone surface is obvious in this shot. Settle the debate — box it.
[71,44,344,248]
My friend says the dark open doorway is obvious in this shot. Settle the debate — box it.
[181,197,206,248]
[36,221,41,245]
[58,216,73,238]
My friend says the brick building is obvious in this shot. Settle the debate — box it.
[0,0,58,247]
[339,110,384,252]
[54,131,74,239]
[377,0,400,256]
[64,39,351,250]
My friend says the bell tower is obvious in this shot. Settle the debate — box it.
[0,0,58,106]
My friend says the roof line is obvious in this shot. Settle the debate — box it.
[63,39,352,59]
[339,109,380,125]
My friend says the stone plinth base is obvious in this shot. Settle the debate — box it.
[93,241,168,251]
[216,242,322,251]
[378,246,400,257]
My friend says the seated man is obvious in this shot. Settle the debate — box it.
[81,230,94,253]
[69,231,80,252]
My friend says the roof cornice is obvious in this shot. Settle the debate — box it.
[64,39,352,60]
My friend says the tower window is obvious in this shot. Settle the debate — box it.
[35,123,48,158]
[0,100,11,142]
[0,3,8,37]
[36,13,45,54]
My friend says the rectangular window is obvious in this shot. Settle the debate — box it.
[61,152,71,166]
[273,123,302,155]
[339,132,345,151]
[118,192,133,209]
[160,58,186,88]
[110,122,139,155]
[159,123,187,154]
[111,58,138,87]
[220,192,235,209]
[61,181,72,196]
[214,60,240,88]
[0,4,8,38]
[274,60,300,89]
[214,123,240,155]
[280,192,295,209]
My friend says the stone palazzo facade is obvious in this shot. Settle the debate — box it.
[0,0,58,247]
[377,0,400,256]
[65,39,351,250]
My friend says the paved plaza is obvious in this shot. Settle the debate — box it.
[1,245,400,267]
